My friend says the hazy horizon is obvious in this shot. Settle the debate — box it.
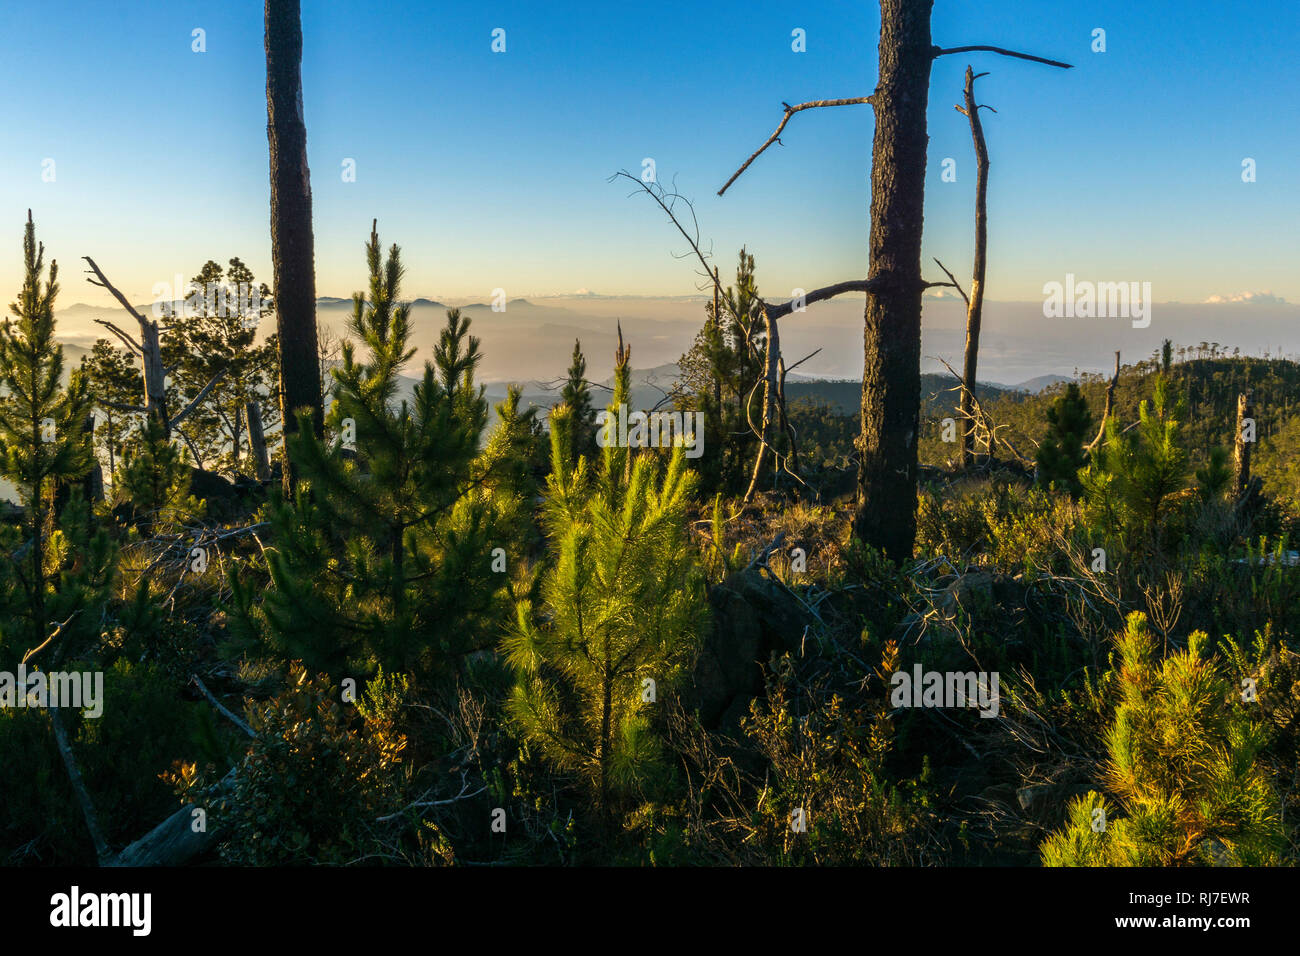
[47,292,1300,387]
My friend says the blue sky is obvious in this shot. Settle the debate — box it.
[1,0,1295,307]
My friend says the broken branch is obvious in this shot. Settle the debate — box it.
[92,319,143,356]
[932,45,1073,69]
[172,369,229,429]
[719,97,875,195]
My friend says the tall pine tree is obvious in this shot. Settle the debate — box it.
[0,212,111,654]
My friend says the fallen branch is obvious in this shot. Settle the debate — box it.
[192,674,256,739]
[376,778,486,823]
[50,708,113,866]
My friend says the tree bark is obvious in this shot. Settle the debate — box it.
[853,0,934,564]
[777,356,800,479]
[1235,390,1253,497]
[266,0,323,495]
[742,308,780,505]
[959,66,989,468]
[246,400,272,482]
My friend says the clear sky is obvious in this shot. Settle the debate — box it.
[1,0,1295,308]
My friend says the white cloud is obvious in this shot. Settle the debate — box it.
[1203,290,1287,305]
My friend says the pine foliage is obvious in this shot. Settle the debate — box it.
[560,339,596,467]
[1034,382,1091,496]
[0,212,109,653]
[1040,612,1283,866]
[503,342,708,814]
[676,248,766,494]
[233,223,535,679]
[1082,374,1191,548]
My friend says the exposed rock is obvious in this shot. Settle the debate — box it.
[686,568,816,735]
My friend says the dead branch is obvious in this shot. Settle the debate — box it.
[785,348,822,375]
[86,257,170,431]
[375,777,486,823]
[931,258,969,306]
[718,97,874,195]
[1085,351,1121,453]
[612,171,723,301]
[765,279,882,319]
[932,45,1073,69]
[192,675,256,739]
[83,257,150,324]
[742,307,781,505]
[92,318,143,355]
[933,355,1034,467]
[50,708,113,865]
[619,169,932,323]
[21,612,79,666]
[172,368,229,429]
[743,531,787,574]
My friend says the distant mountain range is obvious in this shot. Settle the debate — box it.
[52,290,1296,395]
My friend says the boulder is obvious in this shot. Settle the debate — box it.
[686,568,816,735]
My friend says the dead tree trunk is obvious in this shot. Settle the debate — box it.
[708,10,1068,543]
[266,0,323,495]
[742,308,779,504]
[777,356,800,479]
[85,257,225,440]
[1235,390,1254,497]
[80,413,103,503]
[958,66,990,468]
[246,400,272,482]
[852,0,935,564]
[1086,351,1121,454]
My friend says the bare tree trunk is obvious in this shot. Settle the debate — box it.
[853,0,934,564]
[266,0,323,495]
[105,409,116,478]
[80,413,103,503]
[140,318,169,432]
[711,266,722,415]
[232,404,245,473]
[246,400,272,482]
[1235,390,1253,496]
[743,308,779,505]
[777,356,800,479]
[959,66,989,467]
[1086,351,1121,454]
